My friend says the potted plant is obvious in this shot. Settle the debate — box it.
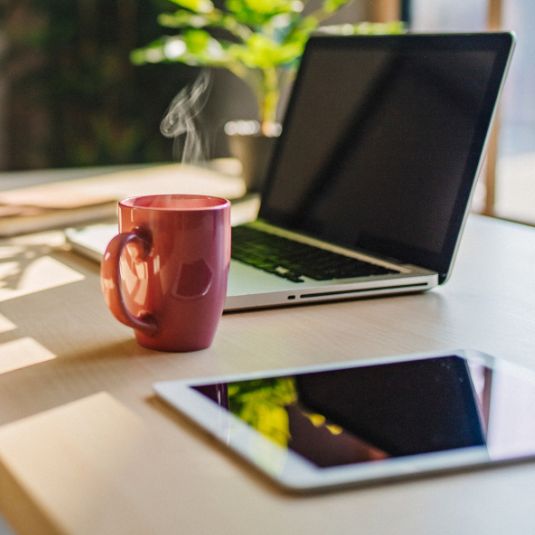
[131,0,402,190]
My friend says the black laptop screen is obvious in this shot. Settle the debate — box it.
[259,33,513,281]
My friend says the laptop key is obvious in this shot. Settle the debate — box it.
[232,225,397,282]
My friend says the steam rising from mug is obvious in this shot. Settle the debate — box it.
[160,70,212,163]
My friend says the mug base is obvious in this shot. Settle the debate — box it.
[134,332,213,353]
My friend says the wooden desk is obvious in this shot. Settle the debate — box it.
[1,214,535,534]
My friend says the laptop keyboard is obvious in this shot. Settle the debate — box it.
[231,225,398,283]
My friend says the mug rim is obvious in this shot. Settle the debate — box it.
[120,194,230,212]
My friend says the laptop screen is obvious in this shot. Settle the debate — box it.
[259,33,513,281]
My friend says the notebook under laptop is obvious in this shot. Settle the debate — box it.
[66,32,514,311]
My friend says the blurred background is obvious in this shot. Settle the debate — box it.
[0,0,533,223]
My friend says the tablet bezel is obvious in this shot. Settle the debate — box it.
[153,349,535,492]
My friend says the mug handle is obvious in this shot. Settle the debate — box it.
[100,228,158,336]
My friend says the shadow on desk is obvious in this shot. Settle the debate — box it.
[0,516,14,535]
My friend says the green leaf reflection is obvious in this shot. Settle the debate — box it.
[228,377,297,447]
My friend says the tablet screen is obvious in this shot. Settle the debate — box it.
[192,355,535,469]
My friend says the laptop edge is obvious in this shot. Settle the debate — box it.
[224,32,515,311]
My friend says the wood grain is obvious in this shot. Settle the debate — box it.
[1,215,535,535]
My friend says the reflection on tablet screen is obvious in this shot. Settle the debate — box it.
[193,355,534,468]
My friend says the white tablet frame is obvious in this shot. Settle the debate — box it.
[153,349,535,492]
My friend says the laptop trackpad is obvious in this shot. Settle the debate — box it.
[227,260,304,296]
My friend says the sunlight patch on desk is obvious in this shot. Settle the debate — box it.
[0,337,56,375]
[0,245,25,260]
[0,314,16,334]
[0,392,150,534]
[0,255,84,302]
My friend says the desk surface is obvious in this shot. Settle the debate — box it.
[1,206,535,534]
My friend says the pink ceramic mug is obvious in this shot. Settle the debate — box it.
[100,194,231,352]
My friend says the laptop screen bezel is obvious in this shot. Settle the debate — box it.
[258,32,514,283]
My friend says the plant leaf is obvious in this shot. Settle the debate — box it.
[159,8,252,41]
[168,0,215,14]
[225,0,302,26]
[244,0,297,15]
[321,0,352,14]
[183,28,211,54]
[158,11,210,29]
[130,37,168,65]
[228,34,302,69]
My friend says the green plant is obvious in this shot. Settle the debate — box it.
[131,0,403,135]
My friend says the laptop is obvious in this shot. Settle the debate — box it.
[66,32,514,311]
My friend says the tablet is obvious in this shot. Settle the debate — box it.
[153,350,535,492]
